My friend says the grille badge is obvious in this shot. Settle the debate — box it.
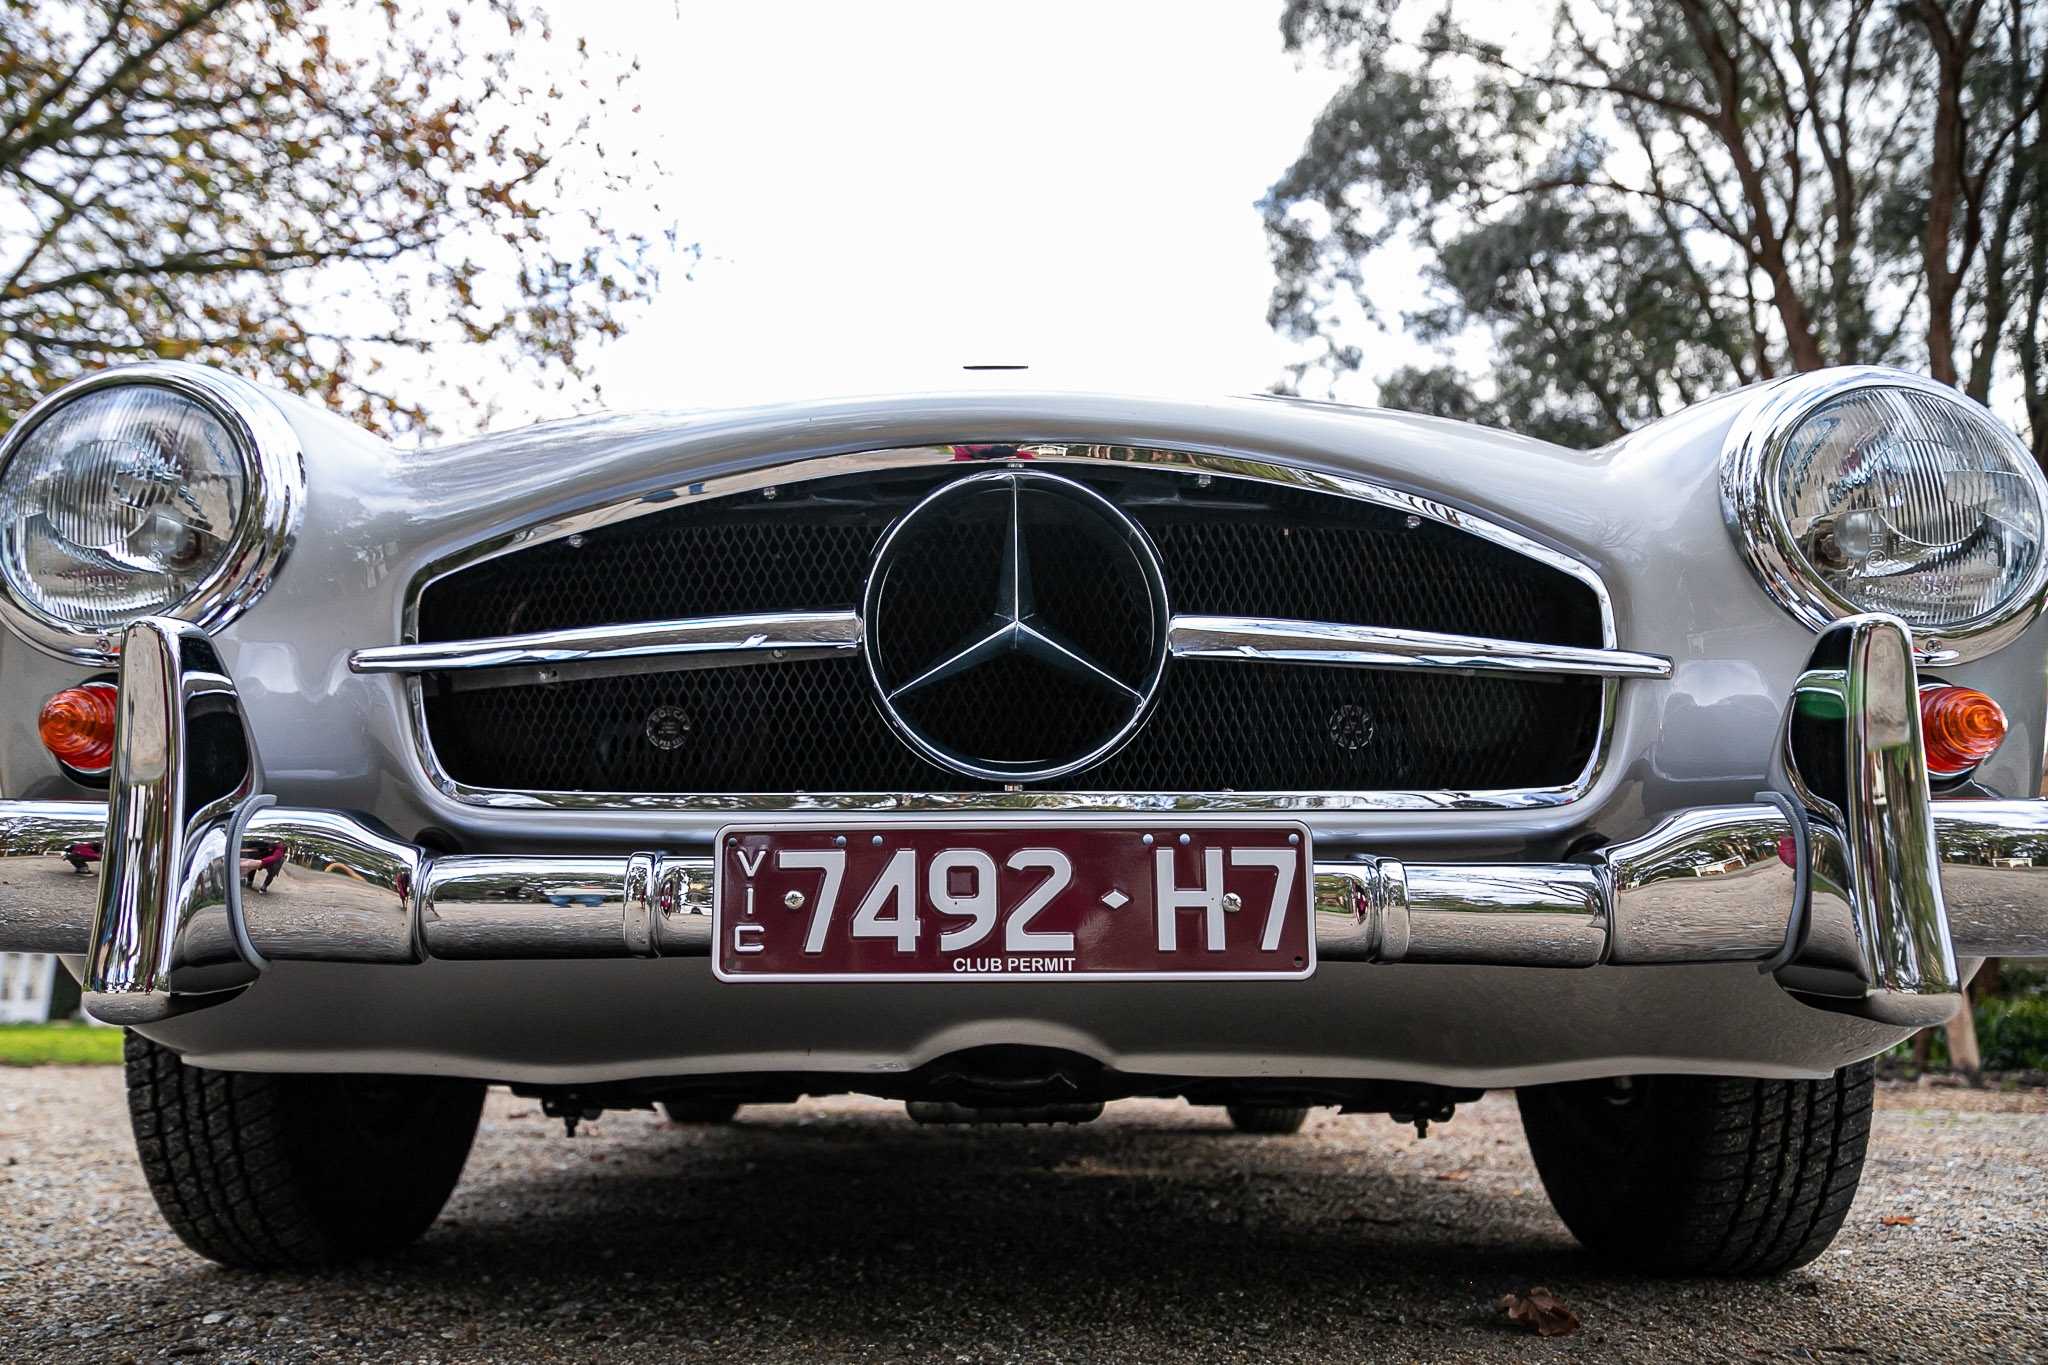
[1328,704,1375,750]
[644,706,692,750]
[861,469,1170,782]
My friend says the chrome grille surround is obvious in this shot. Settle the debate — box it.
[382,443,1643,812]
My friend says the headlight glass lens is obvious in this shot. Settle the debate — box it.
[0,386,249,628]
[1775,386,2045,627]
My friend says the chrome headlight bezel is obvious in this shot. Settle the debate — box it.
[1720,366,2048,664]
[0,363,305,664]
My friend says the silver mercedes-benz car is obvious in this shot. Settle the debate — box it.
[3,361,2045,1274]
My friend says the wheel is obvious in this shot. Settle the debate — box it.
[660,1098,740,1124]
[124,1032,485,1269]
[1516,1061,1874,1275]
[1226,1104,1310,1134]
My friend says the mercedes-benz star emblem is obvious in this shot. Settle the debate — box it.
[862,469,1170,782]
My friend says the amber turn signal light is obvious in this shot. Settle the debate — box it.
[38,682,118,774]
[1920,685,2007,777]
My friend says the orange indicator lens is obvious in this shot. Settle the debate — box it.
[1920,685,2007,777]
[38,683,118,773]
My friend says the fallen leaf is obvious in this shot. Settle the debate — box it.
[1342,1205,1402,1225]
[1503,1287,1580,1337]
[1435,1170,1471,1182]
[1881,1214,1915,1226]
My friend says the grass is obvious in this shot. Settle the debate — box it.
[0,1021,124,1066]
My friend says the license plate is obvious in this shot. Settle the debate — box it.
[712,821,1314,982]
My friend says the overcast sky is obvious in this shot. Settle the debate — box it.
[532,2,1405,419]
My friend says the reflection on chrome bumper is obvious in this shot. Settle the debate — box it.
[6,793,2044,976]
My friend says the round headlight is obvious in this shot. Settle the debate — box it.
[0,365,303,662]
[1722,367,2048,662]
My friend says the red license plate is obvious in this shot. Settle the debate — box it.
[712,822,1315,982]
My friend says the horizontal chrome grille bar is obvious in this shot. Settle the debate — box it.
[351,610,1667,683]
[1166,616,1673,680]
[349,610,864,685]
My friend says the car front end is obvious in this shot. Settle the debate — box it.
[3,361,2045,1271]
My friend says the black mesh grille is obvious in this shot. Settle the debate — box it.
[1141,481,1601,644]
[416,463,1607,795]
[424,659,1600,795]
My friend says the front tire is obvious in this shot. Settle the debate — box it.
[1516,1061,1874,1275]
[125,1033,485,1269]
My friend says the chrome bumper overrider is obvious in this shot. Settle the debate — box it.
[2,616,2045,1028]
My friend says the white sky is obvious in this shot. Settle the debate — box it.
[509,1,1404,421]
[324,0,2043,442]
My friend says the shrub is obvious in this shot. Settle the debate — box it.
[1978,996,2048,1072]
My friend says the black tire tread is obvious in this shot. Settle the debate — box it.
[124,1032,483,1269]
[126,1032,321,1269]
[1517,1061,1874,1276]
[1690,1065,1873,1274]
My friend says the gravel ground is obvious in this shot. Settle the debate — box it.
[0,1068,2042,1363]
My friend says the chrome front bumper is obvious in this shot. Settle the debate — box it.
[2,616,2046,1028]
[7,792,2046,1019]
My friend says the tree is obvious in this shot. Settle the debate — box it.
[1263,0,2048,458]
[0,0,667,435]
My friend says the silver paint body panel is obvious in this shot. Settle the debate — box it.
[6,380,2043,1082]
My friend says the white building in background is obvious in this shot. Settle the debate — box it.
[0,953,57,1022]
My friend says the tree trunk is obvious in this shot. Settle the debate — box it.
[1943,957,1997,1082]
[1913,0,1974,387]
[1945,997,1983,1079]
[1675,0,1827,371]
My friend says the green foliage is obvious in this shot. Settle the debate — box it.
[1978,995,2048,1071]
[0,0,671,435]
[1892,966,2048,1071]
[1265,0,2048,455]
[0,1021,124,1065]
